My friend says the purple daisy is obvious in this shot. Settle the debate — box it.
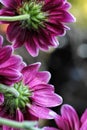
[43,104,87,130]
[0,0,75,56]
[0,35,26,85]
[0,62,63,130]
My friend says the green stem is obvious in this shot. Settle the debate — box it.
[0,14,29,21]
[0,117,37,130]
[0,84,19,97]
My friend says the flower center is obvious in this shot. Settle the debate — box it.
[17,0,47,29]
[4,82,31,116]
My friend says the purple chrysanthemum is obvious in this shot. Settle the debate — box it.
[0,62,63,130]
[43,104,87,130]
[0,35,26,85]
[0,0,75,56]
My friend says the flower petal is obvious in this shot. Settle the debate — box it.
[29,84,54,92]
[25,35,39,57]
[0,93,4,105]
[80,120,87,130]
[0,0,20,8]
[32,91,62,107]
[27,104,57,119]
[42,127,58,130]
[61,104,80,130]
[55,114,70,130]
[81,109,87,124]
[29,71,51,87]
[0,35,3,47]
[0,46,12,64]
[22,62,41,85]
[16,108,24,121]
[2,125,14,130]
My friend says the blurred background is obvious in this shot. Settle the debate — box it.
[0,0,87,127]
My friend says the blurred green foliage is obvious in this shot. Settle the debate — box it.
[68,0,87,28]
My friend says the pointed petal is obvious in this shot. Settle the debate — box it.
[25,35,39,57]
[61,104,80,130]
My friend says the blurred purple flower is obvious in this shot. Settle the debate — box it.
[43,104,87,130]
[0,0,76,56]
[0,35,25,85]
[0,62,63,130]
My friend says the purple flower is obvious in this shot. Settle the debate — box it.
[43,104,87,130]
[0,35,25,85]
[0,62,63,130]
[0,0,75,56]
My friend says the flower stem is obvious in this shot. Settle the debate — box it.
[0,117,38,130]
[0,84,19,97]
[0,14,29,21]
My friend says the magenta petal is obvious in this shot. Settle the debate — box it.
[0,55,24,69]
[2,125,14,130]
[81,109,87,124]
[0,46,13,64]
[29,71,51,87]
[0,68,21,78]
[0,35,3,47]
[46,21,65,36]
[16,108,24,121]
[22,62,41,85]
[55,114,70,130]
[7,22,24,46]
[0,0,18,8]
[29,84,54,92]
[59,11,76,22]
[42,127,58,130]
[0,93,4,105]
[32,91,62,107]
[80,120,87,130]
[27,104,57,119]
[25,36,39,57]
[61,104,80,130]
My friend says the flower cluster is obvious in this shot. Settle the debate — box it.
[0,0,77,130]
[0,61,63,130]
[0,0,75,56]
